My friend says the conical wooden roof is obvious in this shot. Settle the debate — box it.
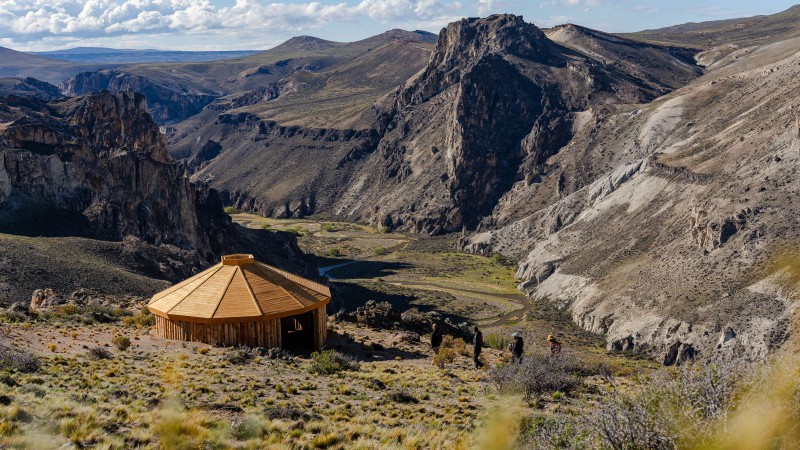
[148,254,331,324]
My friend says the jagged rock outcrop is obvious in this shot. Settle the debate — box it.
[0,77,62,100]
[330,15,703,233]
[29,288,60,311]
[0,91,309,282]
[61,70,219,124]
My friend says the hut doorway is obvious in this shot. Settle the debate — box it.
[281,311,315,352]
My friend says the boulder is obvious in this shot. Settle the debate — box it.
[30,288,63,311]
[717,327,737,348]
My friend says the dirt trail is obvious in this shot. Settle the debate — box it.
[318,260,359,280]
[389,280,534,327]
[320,261,533,327]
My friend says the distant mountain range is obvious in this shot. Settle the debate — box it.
[31,47,261,64]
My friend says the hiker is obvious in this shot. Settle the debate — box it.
[430,323,443,357]
[510,332,524,363]
[472,326,484,368]
[548,335,562,356]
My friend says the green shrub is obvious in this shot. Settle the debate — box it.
[0,311,27,323]
[223,206,239,215]
[433,347,457,369]
[260,223,271,230]
[372,247,388,256]
[326,248,343,257]
[491,252,511,266]
[122,308,155,328]
[112,335,131,351]
[321,223,336,232]
[485,333,509,350]
[309,350,360,375]
[378,226,390,234]
[58,304,80,315]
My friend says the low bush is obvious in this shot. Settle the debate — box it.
[372,247,388,256]
[223,206,239,215]
[385,390,419,404]
[433,347,457,369]
[0,310,28,323]
[87,346,112,360]
[444,335,471,357]
[0,345,40,373]
[224,347,255,365]
[122,307,155,328]
[112,335,131,351]
[58,304,80,315]
[490,253,512,266]
[321,223,336,232]
[489,351,596,400]
[261,223,272,230]
[51,304,130,325]
[326,248,343,257]
[309,350,360,375]
[231,416,265,441]
[264,406,306,421]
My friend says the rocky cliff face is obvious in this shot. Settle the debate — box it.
[332,15,702,233]
[461,34,800,362]
[0,91,308,280]
[0,77,62,100]
[61,70,219,124]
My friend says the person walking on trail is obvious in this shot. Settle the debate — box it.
[430,323,443,358]
[472,326,484,369]
[548,335,562,356]
[511,332,524,364]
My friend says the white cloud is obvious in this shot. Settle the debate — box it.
[0,0,464,50]
[476,0,493,15]
[537,14,570,27]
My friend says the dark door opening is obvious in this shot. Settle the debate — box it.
[281,311,315,353]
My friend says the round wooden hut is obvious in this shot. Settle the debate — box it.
[148,254,330,350]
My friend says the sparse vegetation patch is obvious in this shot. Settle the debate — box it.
[309,350,360,375]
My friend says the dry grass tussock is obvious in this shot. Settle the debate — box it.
[513,357,800,449]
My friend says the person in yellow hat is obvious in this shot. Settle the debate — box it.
[548,334,562,356]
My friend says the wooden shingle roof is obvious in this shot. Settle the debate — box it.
[148,254,331,323]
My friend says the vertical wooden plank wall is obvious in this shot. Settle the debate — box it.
[154,316,283,348]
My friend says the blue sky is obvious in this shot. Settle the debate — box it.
[0,0,796,51]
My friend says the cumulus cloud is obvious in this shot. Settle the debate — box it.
[0,0,464,49]
[537,14,570,27]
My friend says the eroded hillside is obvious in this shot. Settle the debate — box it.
[462,32,800,363]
